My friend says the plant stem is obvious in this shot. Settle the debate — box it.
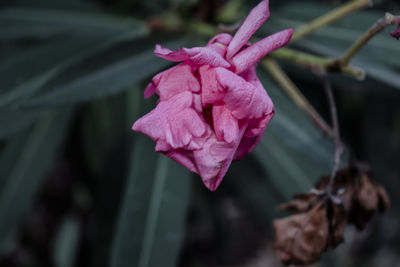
[291,0,372,42]
[268,49,365,80]
[340,13,400,66]
[321,74,343,186]
[269,48,333,68]
[262,59,333,138]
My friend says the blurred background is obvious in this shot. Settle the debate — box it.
[0,0,399,266]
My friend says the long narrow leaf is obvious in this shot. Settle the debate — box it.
[0,110,72,246]
[252,70,333,200]
[0,8,146,39]
[0,31,149,108]
[110,134,191,267]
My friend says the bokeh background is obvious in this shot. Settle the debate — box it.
[0,0,399,266]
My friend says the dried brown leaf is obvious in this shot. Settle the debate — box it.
[327,201,347,248]
[273,202,329,265]
[274,163,390,265]
[376,184,390,212]
[277,193,318,213]
[357,174,379,211]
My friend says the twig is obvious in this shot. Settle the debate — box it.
[262,59,333,138]
[321,73,344,189]
[340,13,400,66]
[268,48,365,80]
[291,0,372,42]
[269,48,333,69]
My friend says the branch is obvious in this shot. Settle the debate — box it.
[268,48,365,80]
[340,13,400,66]
[321,73,344,188]
[262,59,333,138]
[291,0,372,42]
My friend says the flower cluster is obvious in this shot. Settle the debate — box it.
[132,0,293,191]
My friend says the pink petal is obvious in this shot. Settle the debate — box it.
[192,93,203,113]
[155,139,172,151]
[216,68,272,119]
[234,136,258,160]
[240,66,274,116]
[144,82,157,98]
[234,112,273,159]
[194,126,247,191]
[226,0,270,59]
[240,65,263,86]
[245,111,273,138]
[164,149,198,173]
[151,64,200,101]
[132,91,206,149]
[154,44,189,61]
[232,28,293,74]
[206,33,232,57]
[154,44,230,67]
[212,105,239,143]
[183,47,231,67]
[207,33,233,46]
[199,65,226,106]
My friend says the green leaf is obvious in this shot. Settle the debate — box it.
[80,89,139,175]
[0,30,149,108]
[226,155,284,221]
[25,49,168,106]
[251,70,333,200]
[268,4,400,89]
[0,105,41,139]
[2,0,99,12]
[294,38,400,89]
[0,38,102,94]
[0,110,72,245]
[54,216,80,267]
[0,8,146,39]
[85,86,146,267]
[15,38,189,107]
[110,134,191,267]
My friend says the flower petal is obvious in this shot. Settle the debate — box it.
[154,44,230,67]
[232,28,293,74]
[194,126,247,191]
[164,149,198,173]
[234,113,273,159]
[150,64,200,100]
[207,33,233,46]
[183,47,231,67]
[226,0,270,59]
[192,93,203,113]
[216,68,272,119]
[144,82,157,98]
[132,91,206,149]
[212,105,239,143]
[240,66,274,116]
[234,136,258,160]
[245,111,273,138]
[154,44,189,62]
[199,65,226,106]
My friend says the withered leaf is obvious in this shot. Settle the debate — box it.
[376,184,390,212]
[277,193,318,213]
[345,166,390,230]
[273,202,329,265]
[357,174,379,211]
[326,200,347,248]
[274,162,390,265]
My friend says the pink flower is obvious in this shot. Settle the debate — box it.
[132,0,293,191]
[390,25,400,40]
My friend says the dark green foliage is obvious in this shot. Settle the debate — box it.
[110,135,191,267]
[0,0,399,266]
